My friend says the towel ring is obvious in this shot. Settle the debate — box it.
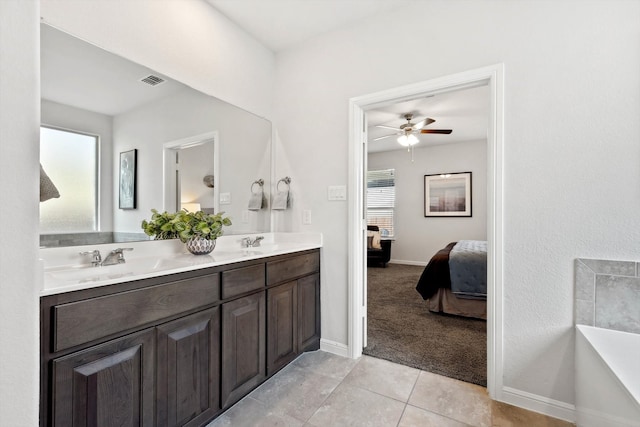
[251,179,264,194]
[277,176,291,192]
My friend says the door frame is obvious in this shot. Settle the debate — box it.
[162,131,219,214]
[347,64,504,399]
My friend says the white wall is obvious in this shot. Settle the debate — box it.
[41,99,114,232]
[0,1,39,425]
[273,0,640,412]
[369,140,487,264]
[40,0,275,119]
[113,86,272,234]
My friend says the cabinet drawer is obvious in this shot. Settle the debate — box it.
[221,264,265,299]
[267,252,320,286]
[53,274,219,352]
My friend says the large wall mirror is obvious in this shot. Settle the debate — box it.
[40,24,272,248]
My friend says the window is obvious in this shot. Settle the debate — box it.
[40,126,98,233]
[367,169,395,237]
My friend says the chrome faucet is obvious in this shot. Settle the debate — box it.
[240,236,264,248]
[80,248,133,267]
[102,248,134,266]
[79,250,102,267]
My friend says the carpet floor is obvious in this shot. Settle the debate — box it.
[363,263,487,386]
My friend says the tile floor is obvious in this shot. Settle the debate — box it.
[208,351,574,427]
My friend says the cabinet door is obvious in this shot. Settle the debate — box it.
[267,281,298,376]
[156,307,220,427]
[298,274,321,352]
[52,329,155,427]
[221,292,266,408]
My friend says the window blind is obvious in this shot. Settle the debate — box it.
[367,169,395,237]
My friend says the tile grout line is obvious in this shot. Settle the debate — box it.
[395,370,422,426]
[341,374,422,405]
[296,356,365,426]
[396,403,408,427]
[404,369,489,427]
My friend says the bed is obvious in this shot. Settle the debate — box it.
[415,240,487,319]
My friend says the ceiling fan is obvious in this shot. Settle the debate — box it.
[373,113,452,146]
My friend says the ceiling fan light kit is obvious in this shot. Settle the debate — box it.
[397,133,419,146]
[373,112,453,148]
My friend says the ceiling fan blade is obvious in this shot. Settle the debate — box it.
[375,125,400,131]
[372,134,395,141]
[412,117,436,129]
[420,129,453,134]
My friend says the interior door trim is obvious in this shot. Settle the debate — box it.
[347,63,505,400]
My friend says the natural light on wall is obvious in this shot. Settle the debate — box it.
[40,126,98,233]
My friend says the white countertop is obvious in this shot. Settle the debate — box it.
[39,232,322,296]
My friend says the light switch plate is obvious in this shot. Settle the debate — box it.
[219,192,231,205]
[302,210,312,225]
[328,185,347,201]
[241,210,249,223]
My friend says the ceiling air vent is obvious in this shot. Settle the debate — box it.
[140,74,165,86]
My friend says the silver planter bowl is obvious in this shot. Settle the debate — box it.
[185,237,216,255]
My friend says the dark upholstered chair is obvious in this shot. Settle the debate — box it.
[367,225,392,267]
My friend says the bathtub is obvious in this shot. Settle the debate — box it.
[575,325,640,427]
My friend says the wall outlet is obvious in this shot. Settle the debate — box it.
[302,210,312,225]
[219,192,231,205]
[328,185,347,201]
[241,210,249,223]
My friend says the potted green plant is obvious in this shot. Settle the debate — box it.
[141,208,232,254]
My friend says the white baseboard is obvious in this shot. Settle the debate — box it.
[500,386,576,423]
[388,259,427,266]
[320,338,350,358]
[575,406,640,427]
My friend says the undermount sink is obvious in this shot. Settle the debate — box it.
[45,257,193,284]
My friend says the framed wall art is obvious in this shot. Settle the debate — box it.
[424,172,472,217]
[119,149,137,209]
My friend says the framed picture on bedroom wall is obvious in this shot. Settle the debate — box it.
[424,172,472,217]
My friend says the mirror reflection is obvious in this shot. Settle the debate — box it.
[40,24,272,248]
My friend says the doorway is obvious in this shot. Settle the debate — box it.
[364,86,489,386]
[347,64,504,398]
[163,131,219,214]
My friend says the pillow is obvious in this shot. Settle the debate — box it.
[367,230,382,250]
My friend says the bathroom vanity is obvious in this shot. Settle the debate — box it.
[39,234,321,427]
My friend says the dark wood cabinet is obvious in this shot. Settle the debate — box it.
[52,328,155,427]
[266,253,321,376]
[156,307,220,427]
[267,281,298,375]
[221,292,266,408]
[41,249,320,427]
[297,273,321,352]
[53,274,219,352]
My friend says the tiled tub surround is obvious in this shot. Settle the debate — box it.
[574,258,640,427]
[574,258,640,333]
